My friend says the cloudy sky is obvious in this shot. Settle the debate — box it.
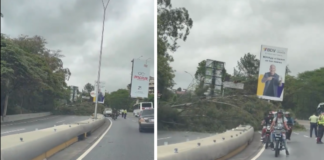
[1,0,154,92]
[168,0,324,89]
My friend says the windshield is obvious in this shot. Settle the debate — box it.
[142,103,152,108]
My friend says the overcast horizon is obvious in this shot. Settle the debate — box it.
[1,0,154,93]
[169,0,324,90]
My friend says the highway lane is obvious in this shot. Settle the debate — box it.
[76,114,154,160]
[158,130,217,146]
[1,115,90,136]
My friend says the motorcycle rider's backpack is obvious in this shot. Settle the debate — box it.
[275,117,284,126]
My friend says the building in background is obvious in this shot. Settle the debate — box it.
[149,76,154,95]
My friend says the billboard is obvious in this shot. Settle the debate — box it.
[69,86,78,102]
[130,59,150,98]
[93,82,105,103]
[257,45,288,101]
[204,59,225,97]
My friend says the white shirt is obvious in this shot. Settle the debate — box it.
[273,117,287,128]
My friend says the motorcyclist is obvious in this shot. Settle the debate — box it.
[270,110,291,155]
[261,111,274,140]
[112,109,118,119]
[285,112,294,140]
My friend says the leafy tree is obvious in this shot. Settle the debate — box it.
[83,83,94,93]
[1,34,70,116]
[177,87,182,91]
[107,89,132,110]
[158,0,193,100]
[127,83,131,91]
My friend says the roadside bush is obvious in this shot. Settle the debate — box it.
[53,102,105,116]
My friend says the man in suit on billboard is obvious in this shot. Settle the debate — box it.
[261,64,282,97]
[97,89,104,102]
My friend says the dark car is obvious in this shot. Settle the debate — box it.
[138,109,154,132]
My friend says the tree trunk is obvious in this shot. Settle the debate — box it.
[3,80,10,118]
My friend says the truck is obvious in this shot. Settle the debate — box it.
[103,108,112,117]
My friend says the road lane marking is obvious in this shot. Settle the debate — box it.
[304,135,309,138]
[56,120,65,123]
[158,137,171,140]
[76,118,112,160]
[1,128,26,135]
[251,144,265,160]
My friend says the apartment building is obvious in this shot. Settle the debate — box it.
[149,76,154,95]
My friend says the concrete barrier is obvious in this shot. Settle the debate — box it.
[1,112,52,123]
[1,114,105,160]
[158,125,254,160]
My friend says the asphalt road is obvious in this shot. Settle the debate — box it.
[75,114,154,160]
[1,115,90,136]
[158,130,217,146]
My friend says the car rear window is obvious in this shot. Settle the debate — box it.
[142,109,154,116]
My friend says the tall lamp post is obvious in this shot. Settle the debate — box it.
[94,0,111,119]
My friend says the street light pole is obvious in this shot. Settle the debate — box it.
[94,0,111,119]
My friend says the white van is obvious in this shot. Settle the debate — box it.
[133,102,153,117]
[317,102,324,114]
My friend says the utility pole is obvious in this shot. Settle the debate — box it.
[94,0,111,119]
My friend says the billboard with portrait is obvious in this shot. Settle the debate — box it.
[257,45,288,101]
[130,59,150,98]
[93,82,105,104]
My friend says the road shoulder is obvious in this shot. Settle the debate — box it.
[228,132,263,160]
[48,118,111,160]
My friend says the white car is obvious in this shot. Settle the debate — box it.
[133,109,141,117]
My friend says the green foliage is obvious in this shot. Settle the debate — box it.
[158,96,277,132]
[1,34,71,115]
[282,67,324,118]
[107,89,133,110]
[157,0,193,101]
[53,102,105,116]
[83,83,94,93]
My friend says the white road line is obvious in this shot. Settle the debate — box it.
[56,120,65,123]
[1,128,26,135]
[76,118,112,160]
[251,144,265,160]
[304,135,309,138]
[158,137,171,141]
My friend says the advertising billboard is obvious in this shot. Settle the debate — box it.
[257,45,288,101]
[204,59,225,97]
[130,59,150,98]
[69,86,78,102]
[93,82,105,104]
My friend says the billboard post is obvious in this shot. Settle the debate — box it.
[256,45,288,101]
[130,59,150,98]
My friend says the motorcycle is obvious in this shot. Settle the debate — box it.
[112,113,117,120]
[273,126,289,157]
[263,125,271,149]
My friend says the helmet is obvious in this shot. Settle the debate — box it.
[277,110,283,114]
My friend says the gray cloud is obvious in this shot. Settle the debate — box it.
[167,0,324,89]
[1,0,154,92]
